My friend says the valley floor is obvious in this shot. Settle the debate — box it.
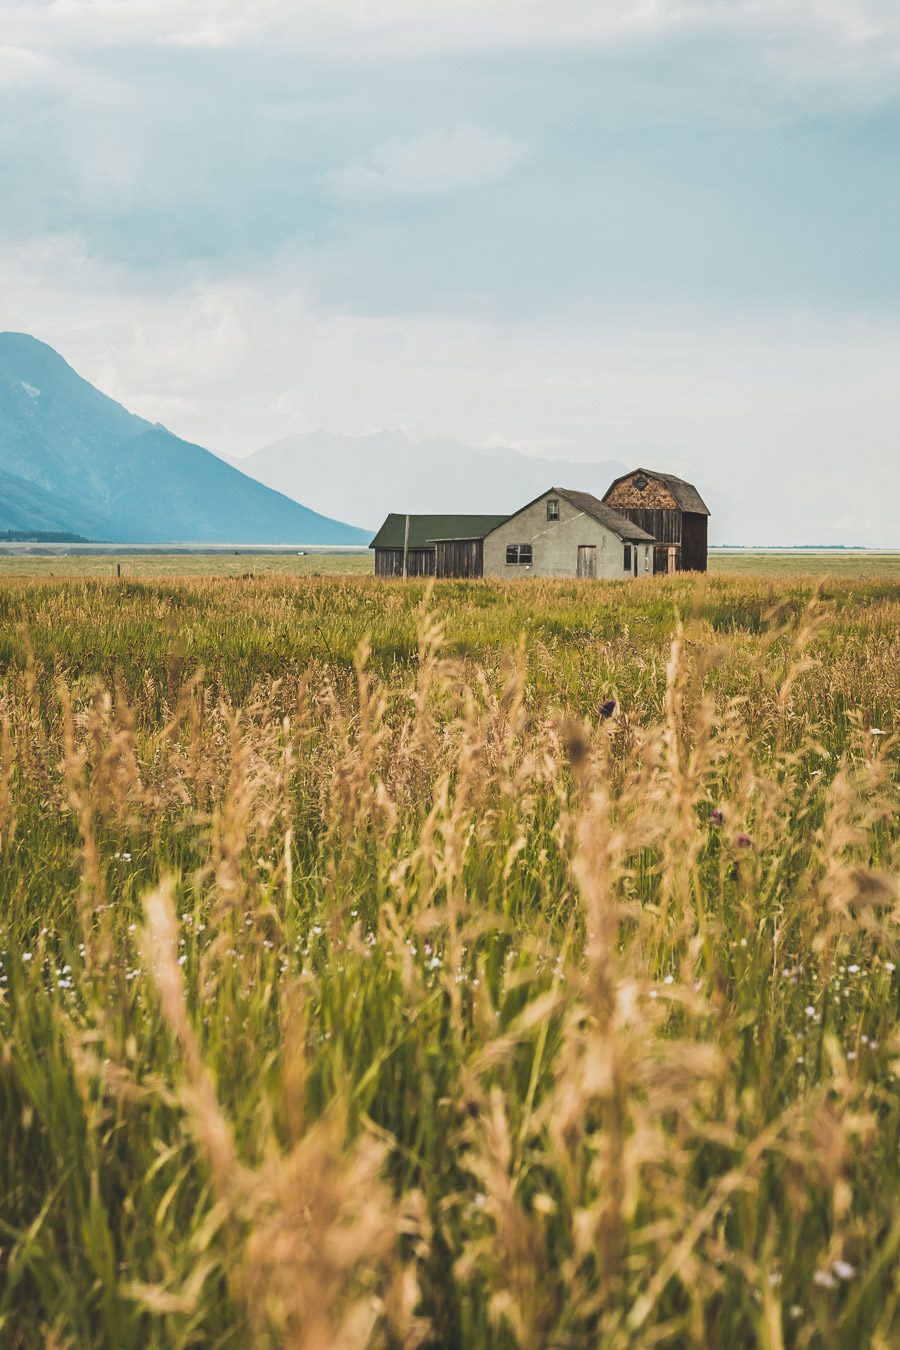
[0,546,897,579]
[0,573,897,1347]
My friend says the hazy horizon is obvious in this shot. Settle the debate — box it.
[2,2,899,545]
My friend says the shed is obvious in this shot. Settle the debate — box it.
[601,469,710,572]
[369,513,508,578]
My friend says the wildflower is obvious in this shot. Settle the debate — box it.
[847,964,859,974]
[22,953,32,962]
[598,699,616,719]
[813,1269,836,1289]
[832,1260,855,1281]
[870,728,885,736]
[735,832,752,848]
[805,1005,816,1017]
[711,807,724,826]
[886,962,895,973]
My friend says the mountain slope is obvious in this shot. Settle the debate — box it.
[0,333,370,543]
[236,430,630,529]
[0,465,113,537]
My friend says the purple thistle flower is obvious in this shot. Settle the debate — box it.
[711,808,724,826]
[599,699,616,720]
[735,832,752,849]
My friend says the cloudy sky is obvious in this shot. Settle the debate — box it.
[2,1,899,542]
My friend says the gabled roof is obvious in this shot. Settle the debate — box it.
[369,513,509,550]
[556,489,656,541]
[603,468,710,516]
[483,487,655,543]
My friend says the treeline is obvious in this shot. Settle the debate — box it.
[0,529,89,543]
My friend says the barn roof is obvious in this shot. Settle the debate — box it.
[369,513,509,550]
[483,488,654,542]
[556,489,657,541]
[603,469,710,516]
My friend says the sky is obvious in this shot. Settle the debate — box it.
[2,0,899,543]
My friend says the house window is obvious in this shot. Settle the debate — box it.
[644,547,650,571]
[506,544,533,566]
[547,498,559,521]
[623,544,632,571]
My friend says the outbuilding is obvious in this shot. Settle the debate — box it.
[601,468,710,572]
[481,488,654,579]
[369,513,508,578]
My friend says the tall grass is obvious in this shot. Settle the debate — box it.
[0,574,897,1347]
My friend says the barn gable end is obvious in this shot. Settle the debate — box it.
[601,468,709,573]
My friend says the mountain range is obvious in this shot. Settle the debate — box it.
[232,432,630,531]
[1,333,883,548]
[231,432,880,547]
[0,333,369,544]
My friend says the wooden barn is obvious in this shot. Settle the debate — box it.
[369,513,508,578]
[602,469,710,573]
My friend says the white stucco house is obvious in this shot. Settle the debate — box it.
[481,488,655,579]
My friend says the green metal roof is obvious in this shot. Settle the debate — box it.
[369,513,508,550]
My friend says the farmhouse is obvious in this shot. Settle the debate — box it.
[370,474,709,579]
[602,468,710,572]
[481,488,654,579]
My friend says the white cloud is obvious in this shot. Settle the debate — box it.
[4,2,899,88]
[0,43,52,90]
[2,231,898,544]
[321,126,531,202]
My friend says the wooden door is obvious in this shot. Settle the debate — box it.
[577,545,597,578]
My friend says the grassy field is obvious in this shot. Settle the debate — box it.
[0,548,897,580]
[0,572,897,1347]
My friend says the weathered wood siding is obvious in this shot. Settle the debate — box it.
[604,472,708,573]
[609,506,681,547]
[374,548,435,578]
[680,513,708,572]
[434,538,484,579]
[606,479,678,511]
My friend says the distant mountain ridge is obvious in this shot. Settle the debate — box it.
[233,430,630,530]
[0,333,370,544]
[232,431,881,548]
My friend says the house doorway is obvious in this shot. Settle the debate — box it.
[577,545,597,578]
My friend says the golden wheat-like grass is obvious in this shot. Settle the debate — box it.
[0,573,897,1347]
